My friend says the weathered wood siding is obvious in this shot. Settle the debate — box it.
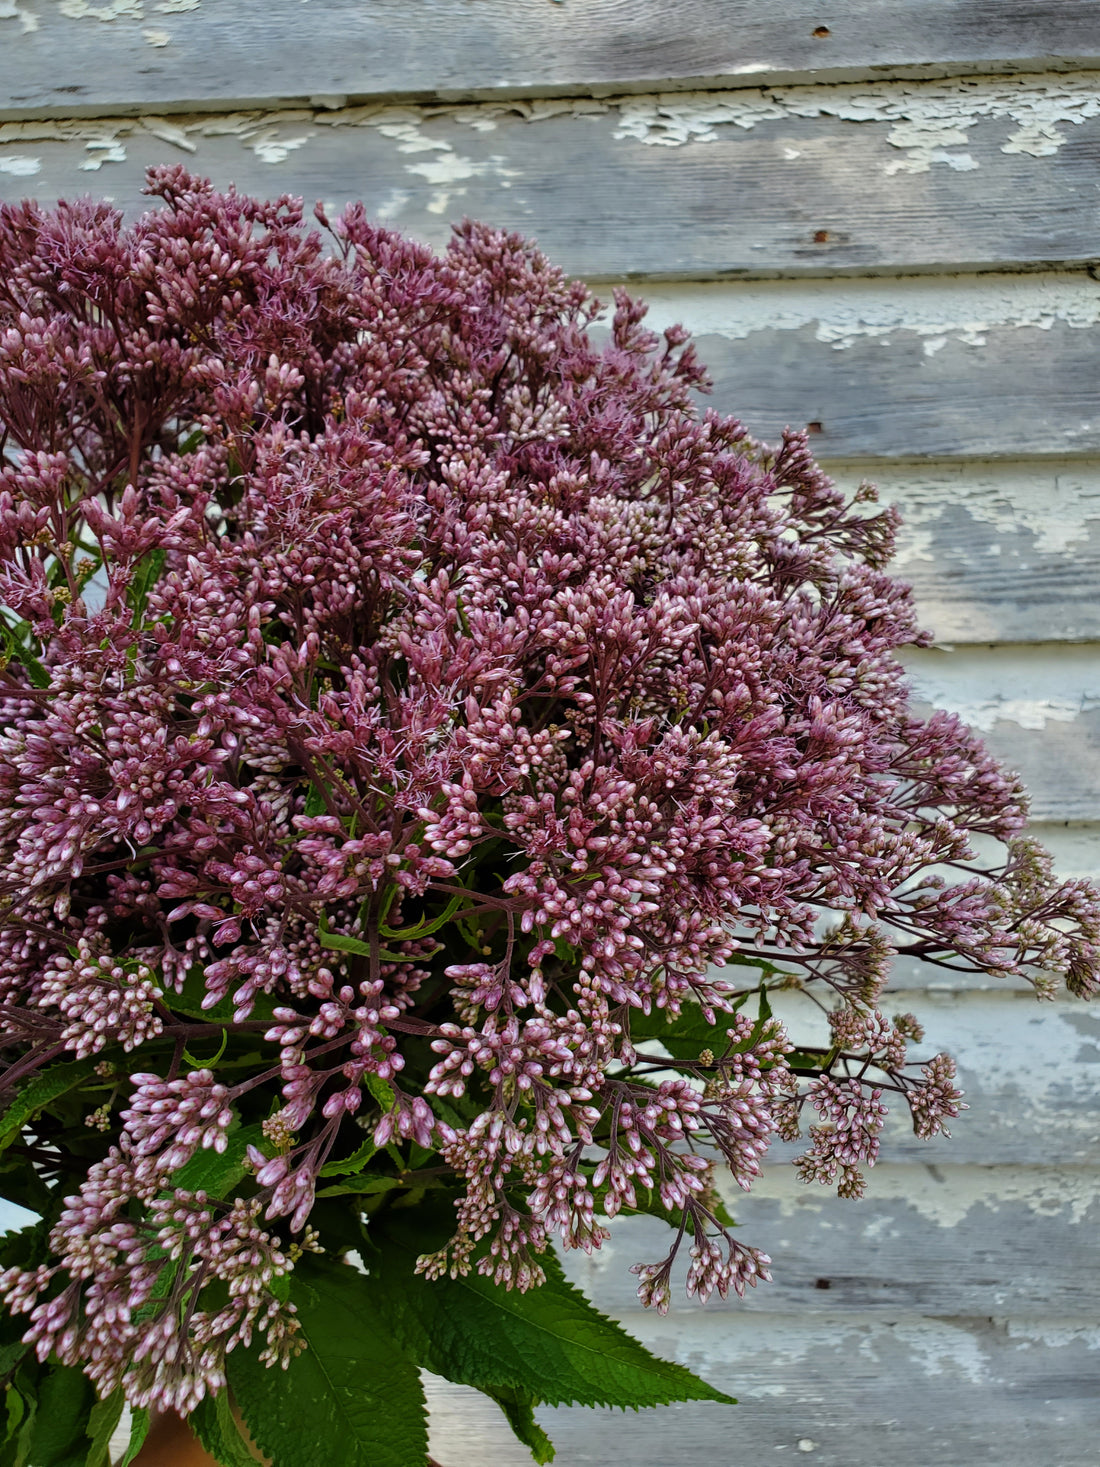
[2,7,1098,1465]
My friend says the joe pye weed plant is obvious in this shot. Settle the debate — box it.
[0,167,1092,1465]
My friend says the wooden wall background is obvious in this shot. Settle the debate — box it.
[2,4,1099,1464]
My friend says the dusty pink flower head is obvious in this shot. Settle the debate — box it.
[0,167,1094,1408]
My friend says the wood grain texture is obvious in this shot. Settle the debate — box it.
[635,276,1100,457]
[752,987,1099,1165]
[3,76,1100,278]
[902,643,1100,823]
[558,1165,1100,1316]
[2,1,1098,122]
[829,460,1100,643]
[425,1310,1100,1466]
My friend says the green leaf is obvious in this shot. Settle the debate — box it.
[0,616,49,690]
[0,1058,99,1153]
[169,1123,266,1199]
[1,1374,35,1467]
[113,1407,150,1467]
[362,1205,736,1412]
[628,997,748,1062]
[379,892,471,943]
[318,1136,377,1180]
[315,1175,406,1200]
[317,914,407,965]
[85,1389,124,1467]
[191,1391,259,1467]
[127,548,167,627]
[629,985,781,1066]
[303,781,329,818]
[228,1258,427,1467]
[23,1363,95,1467]
[484,1386,555,1464]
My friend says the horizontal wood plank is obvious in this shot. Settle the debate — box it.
[559,1165,1100,1316]
[902,643,1100,823]
[829,460,1100,643]
[767,986,1100,1165]
[3,76,1100,278]
[426,1313,1100,1467]
[636,277,1100,457]
[2,2,1098,123]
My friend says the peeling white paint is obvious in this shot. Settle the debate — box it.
[879,1322,990,1383]
[0,0,39,31]
[2,73,1097,189]
[141,25,168,45]
[139,115,196,152]
[606,73,1100,174]
[57,0,142,18]
[729,1164,1100,1228]
[53,0,196,16]
[246,131,311,165]
[1003,1321,1100,1350]
[901,642,1100,732]
[826,459,1100,564]
[630,273,1100,353]
[78,133,127,170]
[0,154,41,175]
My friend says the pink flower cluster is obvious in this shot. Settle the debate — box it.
[0,168,1095,1405]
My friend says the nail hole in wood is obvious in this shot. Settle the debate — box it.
[807,421,824,434]
[812,25,831,38]
[814,1277,832,1289]
[813,229,830,243]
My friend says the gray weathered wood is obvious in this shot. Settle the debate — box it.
[4,77,1100,278]
[765,986,1100,1165]
[901,643,1100,823]
[2,1,1098,123]
[830,461,1100,644]
[425,1313,1100,1467]
[677,319,1100,459]
[558,1166,1100,1316]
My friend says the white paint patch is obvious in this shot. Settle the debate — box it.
[0,155,41,176]
[1003,1321,1100,1350]
[54,0,198,15]
[247,131,311,165]
[57,0,142,17]
[826,458,1100,563]
[731,1163,1100,1228]
[884,1321,990,1384]
[141,24,168,44]
[373,187,411,221]
[79,134,127,170]
[605,73,1100,174]
[628,273,1100,352]
[140,116,196,152]
[0,0,39,31]
[901,642,1100,732]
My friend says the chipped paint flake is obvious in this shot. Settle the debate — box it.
[902,643,1100,732]
[632,273,1100,352]
[139,116,196,151]
[0,0,39,31]
[826,460,1100,564]
[247,131,311,164]
[57,0,142,17]
[141,25,169,44]
[0,155,41,175]
[730,1163,1100,1229]
[53,0,198,15]
[606,73,1100,173]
